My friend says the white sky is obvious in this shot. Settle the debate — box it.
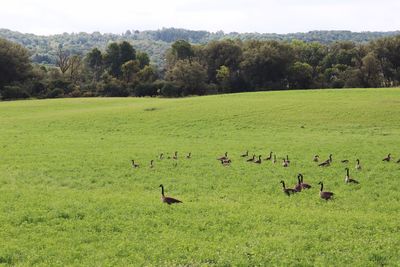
[1,0,399,35]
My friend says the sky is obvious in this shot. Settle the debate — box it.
[1,0,399,35]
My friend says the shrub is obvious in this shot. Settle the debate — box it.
[46,88,64,98]
[160,82,181,97]
[1,85,30,100]
[134,83,158,97]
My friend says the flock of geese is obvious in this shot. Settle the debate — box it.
[131,152,398,204]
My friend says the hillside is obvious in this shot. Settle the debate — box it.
[0,88,399,265]
[1,28,400,67]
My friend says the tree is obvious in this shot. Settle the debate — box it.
[121,60,140,83]
[86,48,103,82]
[56,45,71,74]
[288,62,313,89]
[136,52,150,69]
[0,38,32,91]
[166,59,207,95]
[216,65,230,91]
[104,41,136,78]
[361,52,383,87]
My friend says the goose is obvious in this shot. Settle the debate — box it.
[247,154,256,162]
[299,174,311,189]
[159,184,182,205]
[313,155,319,162]
[294,176,302,192]
[264,152,273,161]
[318,182,334,200]
[186,152,191,159]
[282,159,289,167]
[273,154,277,164]
[280,180,297,196]
[341,159,349,163]
[217,152,228,161]
[355,159,361,170]
[131,160,139,168]
[173,151,178,160]
[382,154,391,162]
[328,154,333,163]
[345,168,359,184]
[150,160,154,168]
[318,160,330,167]
[159,153,164,160]
[254,155,262,164]
[240,151,249,157]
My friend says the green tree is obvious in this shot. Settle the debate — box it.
[0,38,32,91]
[361,52,382,87]
[288,62,313,89]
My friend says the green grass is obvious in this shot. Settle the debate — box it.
[0,88,399,266]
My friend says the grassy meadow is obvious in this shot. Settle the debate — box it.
[0,88,400,266]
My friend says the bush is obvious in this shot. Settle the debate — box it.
[160,82,181,97]
[1,85,30,100]
[46,88,64,98]
[102,79,129,97]
[134,83,158,97]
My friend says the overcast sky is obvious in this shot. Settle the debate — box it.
[1,0,399,35]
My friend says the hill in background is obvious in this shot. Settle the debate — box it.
[1,28,399,68]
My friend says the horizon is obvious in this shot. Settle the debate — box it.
[1,0,400,36]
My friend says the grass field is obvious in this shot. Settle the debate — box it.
[0,88,400,266]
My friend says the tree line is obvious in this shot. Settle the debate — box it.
[1,35,400,100]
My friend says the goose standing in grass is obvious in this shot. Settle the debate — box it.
[313,155,319,162]
[265,152,273,161]
[186,152,191,159]
[131,160,139,168]
[299,174,311,189]
[159,184,182,205]
[355,159,361,170]
[282,159,289,167]
[150,160,154,168]
[241,151,249,157]
[345,168,359,184]
[159,153,164,160]
[247,154,256,162]
[319,154,332,167]
[254,155,262,164]
[173,151,178,160]
[217,152,228,161]
[318,182,334,200]
[280,180,297,196]
[382,153,391,162]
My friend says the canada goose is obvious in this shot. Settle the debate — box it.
[186,152,191,159]
[294,176,302,192]
[159,184,182,205]
[273,154,277,164]
[150,160,154,168]
[341,160,349,163]
[254,155,262,164]
[173,151,178,160]
[382,154,391,162]
[217,152,228,161]
[131,160,139,168]
[328,154,333,163]
[299,174,311,189]
[159,153,164,160]
[345,168,359,184]
[220,159,231,166]
[282,159,289,167]
[313,155,319,162]
[286,155,290,164]
[247,154,256,162]
[241,151,249,157]
[264,152,273,161]
[355,159,361,170]
[318,182,334,200]
[280,180,297,196]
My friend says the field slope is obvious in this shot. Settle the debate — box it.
[0,88,399,266]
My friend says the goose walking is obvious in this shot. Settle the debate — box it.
[382,154,391,162]
[265,152,273,161]
[254,155,262,164]
[217,152,228,161]
[159,184,182,205]
[241,151,249,157]
[318,182,334,200]
[247,154,256,162]
[345,168,359,184]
